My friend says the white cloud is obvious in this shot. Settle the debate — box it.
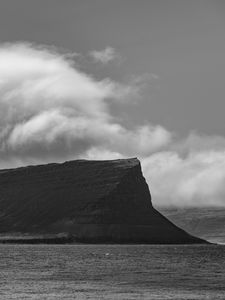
[1,42,225,207]
[142,149,225,207]
[89,47,120,64]
[0,42,170,168]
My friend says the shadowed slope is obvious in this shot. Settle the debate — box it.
[158,207,225,244]
[0,158,207,243]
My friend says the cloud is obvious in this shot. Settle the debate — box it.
[1,42,225,207]
[142,143,225,207]
[0,42,170,169]
[172,132,225,154]
[89,47,120,64]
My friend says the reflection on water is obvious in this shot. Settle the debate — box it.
[0,244,224,299]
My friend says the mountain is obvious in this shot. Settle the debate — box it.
[158,207,225,244]
[0,158,206,244]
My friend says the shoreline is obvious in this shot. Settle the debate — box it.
[0,237,211,245]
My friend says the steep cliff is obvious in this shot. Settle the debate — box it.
[0,158,206,243]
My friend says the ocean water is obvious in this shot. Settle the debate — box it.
[0,244,224,299]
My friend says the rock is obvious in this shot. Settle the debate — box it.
[0,158,207,243]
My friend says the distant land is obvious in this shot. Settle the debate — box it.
[158,207,225,244]
[0,158,207,244]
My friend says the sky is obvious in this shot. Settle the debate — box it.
[0,0,225,206]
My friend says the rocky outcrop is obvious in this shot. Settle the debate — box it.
[0,158,207,243]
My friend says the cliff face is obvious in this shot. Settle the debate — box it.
[0,158,206,243]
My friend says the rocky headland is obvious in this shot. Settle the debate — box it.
[0,158,207,244]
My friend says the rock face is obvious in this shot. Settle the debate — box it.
[0,158,206,243]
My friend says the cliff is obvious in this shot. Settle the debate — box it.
[0,158,207,243]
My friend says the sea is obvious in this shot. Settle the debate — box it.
[0,244,224,299]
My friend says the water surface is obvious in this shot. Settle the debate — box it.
[0,244,224,299]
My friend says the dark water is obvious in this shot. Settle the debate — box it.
[0,244,224,299]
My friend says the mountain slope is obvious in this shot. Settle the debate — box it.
[158,207,225,244]
[0,158,206,243]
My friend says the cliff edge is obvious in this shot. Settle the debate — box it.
[0,158,207,243]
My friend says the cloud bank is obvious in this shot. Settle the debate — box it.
[0,42,170,165]
[1,42,225,207]
[142,147,225,207]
